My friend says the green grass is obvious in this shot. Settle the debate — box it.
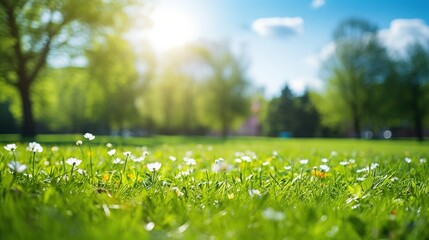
[1,134,428,239]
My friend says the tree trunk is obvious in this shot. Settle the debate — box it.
[18,82,36,137]
[411,85,424,141]
[414,112,424,141]
[351,104,361,138]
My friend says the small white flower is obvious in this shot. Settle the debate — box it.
[147,162,162,172]
[107,149,116,156]
[145,222,155,231]
[123,151,132,157]
[249,189,261,197]
[65,158,82,166]
[215,158,224,164]
[113,158,124,164]
[27,142,43,153]
[7,161,27,173]
[330,151,338,157]
[177,171,191,177]
[77,169,87,175]
[356,167,369,173]
[262,161,270,166]
[299,159,309,165]
[76,140,83,146]
[83,133,95,141]
[351,204,360,209]
[349,159,355,164]
[133,157,145,163]
[319,164,330,172]
[356,177,366,181]
[4,143,17,152]
[241,156,252,163]
[262,208,285,221]
[405,157,412,164]
[340,161,349,166]
[284,166,292,170]
[371,163,379,169]
[321,158,328,163]
[172,186,184,196]
[106,143,113,148]
[420,158,426,164]
[51,146,59,152]
[212,162,233,173]
[169,156,177,161]
[184,157,196,166]
[234,158,242,163]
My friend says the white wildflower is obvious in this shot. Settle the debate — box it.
[249,189,261,197]
[27,142,43,153]
[113,158,124,164]
[65,158,82,166]
[4,143,17,152]
[83,133,95,141]
[299,159,309,165]
[107,149,116,156]
[8,161,27,173]
[147,162,162,172]
[319,164,330,172]
[184,157,196,166]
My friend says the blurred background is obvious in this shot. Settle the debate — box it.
[1,0,428,140]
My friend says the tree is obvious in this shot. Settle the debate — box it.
[314,18,390,138]
[266,85,321,137]
[0,0,140,137]
[387,43,429,141]
[86,34,140,134]
[195,43,251,137]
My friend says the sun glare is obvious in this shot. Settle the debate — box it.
[147,8,198,52]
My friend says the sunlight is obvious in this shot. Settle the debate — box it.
[147,8,199,52]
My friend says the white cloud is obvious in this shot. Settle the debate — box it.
[307,18,429,71]
[304,42,335,70]
[379,19,429,56]
[252,17,304,38]
[288,76,324,94]
[311,0,325,9]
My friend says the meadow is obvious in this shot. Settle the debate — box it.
[0,134,428,239]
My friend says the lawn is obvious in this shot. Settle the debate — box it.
[0,134,428,239]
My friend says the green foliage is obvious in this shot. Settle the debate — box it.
[267,86,321,137]
[137,43,252,136]
[0,0,143,136]
[0,136,429,239]
[195,43,252,136]
[315,18,391,137]
[384,43,429,141]
[87,34,140,132]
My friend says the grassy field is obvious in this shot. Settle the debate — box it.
[0,134,428,239]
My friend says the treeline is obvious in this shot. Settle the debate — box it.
[265,18,429,140]
[0,0,428,139]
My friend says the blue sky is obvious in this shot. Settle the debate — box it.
[145,0,429,97]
